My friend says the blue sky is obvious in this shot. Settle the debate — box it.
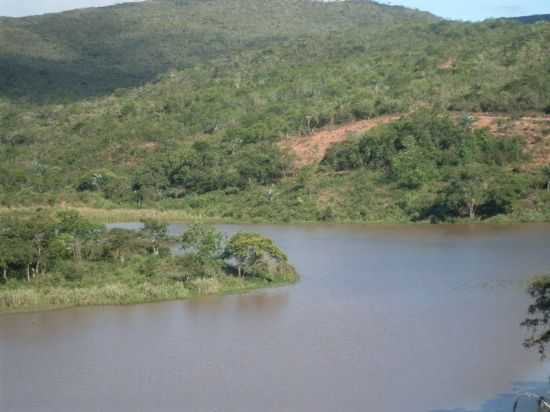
[384,0,549,21]
[0,0,142,17]
[0,0,548,20]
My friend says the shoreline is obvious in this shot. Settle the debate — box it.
[1,206,548,226]
[0,276,298,316]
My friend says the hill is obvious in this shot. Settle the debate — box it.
[0,0,437,102]
[0,0,549,223]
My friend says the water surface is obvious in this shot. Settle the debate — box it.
[1,223,550,412]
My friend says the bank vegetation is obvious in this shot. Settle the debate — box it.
[0,210,298,313]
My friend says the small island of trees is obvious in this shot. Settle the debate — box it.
[0,210,298,312]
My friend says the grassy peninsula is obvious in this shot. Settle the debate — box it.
[0,210,298,313]
[0,0,549,309]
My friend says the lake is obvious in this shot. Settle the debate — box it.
[1,223,550,412]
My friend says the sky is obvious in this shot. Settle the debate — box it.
[384,0,549,21]
[0,0,548,20]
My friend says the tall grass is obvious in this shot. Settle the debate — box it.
[0,273,299,314]
[0,283,191,311]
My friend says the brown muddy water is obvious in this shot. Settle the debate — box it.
[1,223,550,412]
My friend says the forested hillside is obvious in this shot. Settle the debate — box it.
[0,0,549,223]
[0,0,436,101]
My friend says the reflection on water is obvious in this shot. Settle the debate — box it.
[184,288,290,316]
[1,223,550,412]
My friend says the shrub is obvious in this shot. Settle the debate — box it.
[225,232,296,281]
[321,141,362,171]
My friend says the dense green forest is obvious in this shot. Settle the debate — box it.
[0,210,297,312]
[0,0,549,223]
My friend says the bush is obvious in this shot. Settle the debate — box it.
[225,232,296,281]
[321,141,362,171]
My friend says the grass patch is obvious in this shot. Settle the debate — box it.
[0,271,298,314]
[0,207,223,224]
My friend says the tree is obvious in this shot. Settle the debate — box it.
[522,276,550,358]
[0,237,33,282]
[180,224,224,263]
[224,232,289,279]
[0,227,12,281]
[55,211,104,260]
[141,219,168,256]
[21,212,56,278]
[543,166,550,192]
[440,165,489,219]
[0,214,42,281]
[321,141,362,171]
[358,131,396,170]
[132,180,144,208]
[390,136,436,189]
[102,228,146,263]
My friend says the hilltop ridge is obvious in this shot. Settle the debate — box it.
[0,0,437,101]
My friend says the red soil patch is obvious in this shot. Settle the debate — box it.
[280,115,400,167]
[438,58,456,70]
[281,112,550,168]
[469,113,550,166]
